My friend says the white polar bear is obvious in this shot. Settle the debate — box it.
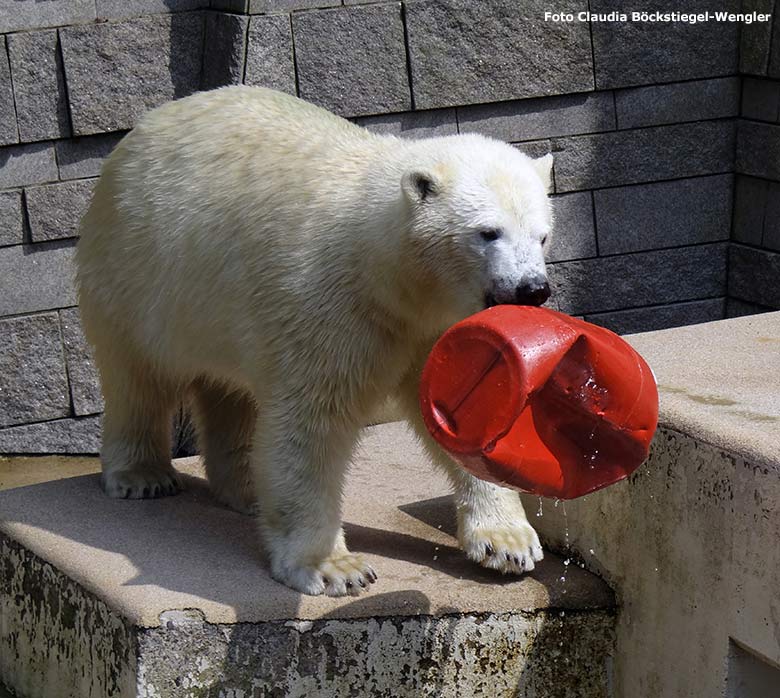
[76,86,554,597]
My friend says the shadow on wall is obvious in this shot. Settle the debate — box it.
[167,9,205,100]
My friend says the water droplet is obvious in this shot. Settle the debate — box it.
[589,549,595,555]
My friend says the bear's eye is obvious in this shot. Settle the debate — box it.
[480,229,502,242]
[541,235,548,245]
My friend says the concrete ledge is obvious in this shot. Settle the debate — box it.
[627,311,780,469]
[0,423,615,697]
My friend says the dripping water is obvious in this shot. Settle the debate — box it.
[559,500,570,595]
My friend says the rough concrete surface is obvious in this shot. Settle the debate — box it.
[0,422,615,697]
[627,311,780,469]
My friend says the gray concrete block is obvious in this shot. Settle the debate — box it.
[770,13,780,79]
[0,416,101,454]
[0,0,95,34]
[244,14,296,95]
[0,242,77,316]
[740,0,774,74]
[0,141,57,189]
[547,192,597,263]
[514,141,553,160]
[736,121,780,180]
[732,175,768,246]
[615,77,739,130]
[212,0,341,10]
[293,4,410,117]
[7,30,70,142]
[55,132,126,180]
[725,298,773,318]
[202,12,249,90]
[586,298,725,336]
[405,0,593,110]
[210,0,248,10]
[25,179,95,242]
[594,175,732,255]
[0,313,69,429]
[249,0,340,9]
[591,0,739,89]
[96,0,207,20]
[0,422,616,696]
[0,191,24,247]
[763,182,780,251]
[742,78,780,122]
[553,121,735,192]
[59,307,104,417]
[458,92,615,143]
[549,243,728,315]
[0,37,18,147]
[355,109,457,139]
[729,244,780,308]
[60,14,204,136]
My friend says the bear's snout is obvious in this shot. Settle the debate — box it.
[515,279,551,307]
[485,278,550,308]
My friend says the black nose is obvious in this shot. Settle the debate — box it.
[515,280,551,306]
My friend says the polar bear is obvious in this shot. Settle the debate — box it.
[76,86,554,597]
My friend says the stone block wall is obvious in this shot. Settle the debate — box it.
[0,0,776,453]
[730,0,780,313]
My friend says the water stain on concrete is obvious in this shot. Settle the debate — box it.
[658,386,778,423]
[658,385,738,406]
[730,410,779,424]
[688,395,739,407]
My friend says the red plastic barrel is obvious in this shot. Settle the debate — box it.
[419,306,659,499]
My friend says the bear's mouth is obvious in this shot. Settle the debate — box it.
[484,292,498,309]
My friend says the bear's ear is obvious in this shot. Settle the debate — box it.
[401,169,440,203]
[532,153,553,193]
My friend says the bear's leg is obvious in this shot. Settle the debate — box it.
[95,344,182,499]
[397,369,544,575]
[191,379,256,514]
[250,403,376,597]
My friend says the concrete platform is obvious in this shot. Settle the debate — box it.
[627,311,780,470]
[0,422,615,697]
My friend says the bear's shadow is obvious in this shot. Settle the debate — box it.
[0,469,559,619]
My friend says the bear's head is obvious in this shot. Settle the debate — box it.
[400,135,554,328]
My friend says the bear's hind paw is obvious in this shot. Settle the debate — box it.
[101,466,181,499]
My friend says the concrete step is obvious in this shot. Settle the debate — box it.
[0,422,615,698]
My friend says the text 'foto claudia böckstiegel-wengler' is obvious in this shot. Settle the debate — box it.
[543,10,771,24]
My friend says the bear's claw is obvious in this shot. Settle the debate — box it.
[462,522,544,575]
[275,552,377,597]
[101,467,181,499]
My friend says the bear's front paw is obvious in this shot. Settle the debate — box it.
[273,553,378,597]
[101,466,181,499]
[462,521,544,575]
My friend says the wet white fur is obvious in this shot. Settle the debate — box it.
[76,86,552,596]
